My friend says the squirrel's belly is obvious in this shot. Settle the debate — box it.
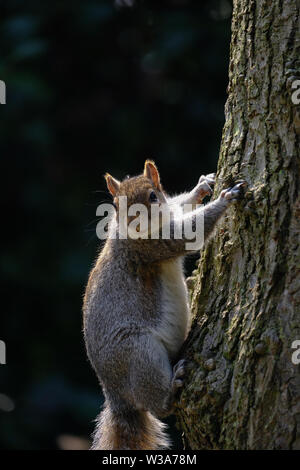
[153,258,190,358]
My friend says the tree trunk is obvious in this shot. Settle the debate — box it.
[175,0,300,450]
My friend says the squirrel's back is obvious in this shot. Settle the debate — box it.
[83,239,188,450]
[83,237,189,368]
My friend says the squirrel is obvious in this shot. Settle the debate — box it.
[83,160,246,450]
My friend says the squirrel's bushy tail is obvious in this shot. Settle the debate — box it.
[91,402,170,450]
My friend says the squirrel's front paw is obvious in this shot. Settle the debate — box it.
[220,180,247,202]
[195,173,215,202]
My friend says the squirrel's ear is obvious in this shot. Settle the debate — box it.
[144,160,161,190]
[104,173,120,196]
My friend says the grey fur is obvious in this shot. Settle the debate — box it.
[83,164,246,450]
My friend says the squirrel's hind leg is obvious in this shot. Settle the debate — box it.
[164,359,186,414]
[128,336,183,418]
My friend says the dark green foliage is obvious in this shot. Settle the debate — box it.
[0,0,231,449]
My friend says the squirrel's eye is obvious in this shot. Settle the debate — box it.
[149,191,158,202]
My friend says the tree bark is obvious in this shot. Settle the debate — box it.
[175,0,300,450]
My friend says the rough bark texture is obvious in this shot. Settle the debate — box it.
[175,0,300,450]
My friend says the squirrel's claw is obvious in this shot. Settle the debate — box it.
[221,180,248,201]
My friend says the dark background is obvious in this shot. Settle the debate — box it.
[0,0,232,449]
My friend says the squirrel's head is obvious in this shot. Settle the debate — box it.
[104,160,167,233]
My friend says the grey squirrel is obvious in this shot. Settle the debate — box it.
[83,160,246,450]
